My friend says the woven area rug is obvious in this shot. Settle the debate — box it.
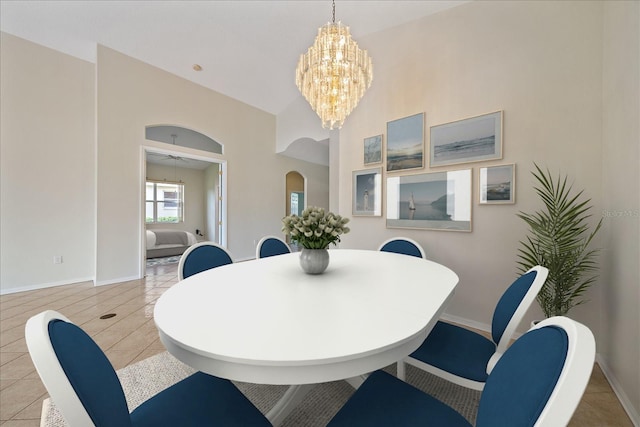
[42,351,480,426]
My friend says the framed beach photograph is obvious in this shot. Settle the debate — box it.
[386,169,472,231]
[479,164,515,204]
[352,167,382,216]
[386,113,424,172]
[364,134,383,165]
[430,111,503,167]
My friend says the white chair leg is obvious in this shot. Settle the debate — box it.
[397,360,406,381]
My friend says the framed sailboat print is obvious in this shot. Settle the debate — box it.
[386,169,472,231]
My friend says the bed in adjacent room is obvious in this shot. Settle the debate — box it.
[146,229,197,259]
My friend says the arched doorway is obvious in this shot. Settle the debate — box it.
[285,171,305,249]
[142,125,227,274]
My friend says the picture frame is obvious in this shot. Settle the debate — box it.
[363,134,383,165]
[479,163,516,204]
[430,111,503,167]
[352,167,382,216]
[386,113,424,172]
[386,169,472,231]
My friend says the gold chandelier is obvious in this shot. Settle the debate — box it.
[295,0,373,130]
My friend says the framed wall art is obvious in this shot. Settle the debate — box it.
[352,167,382,216]
[364,134,383,165]
[386,113,424,172]
[430,111,503,167]
[479,163,515,204]
[386,169,472,231]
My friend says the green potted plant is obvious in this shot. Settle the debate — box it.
[517,163,602,318]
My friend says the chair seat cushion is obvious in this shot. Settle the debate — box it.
[130,372,270,427]
[410,321,496,382]
[328,370,472,427]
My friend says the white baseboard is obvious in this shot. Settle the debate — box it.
[595,355,640,427]
[1,274,147,294]
[439,312,492,334]
[95,275,141,287]
[0,277,95,295]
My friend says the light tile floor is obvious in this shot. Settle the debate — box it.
[0,261,633,426]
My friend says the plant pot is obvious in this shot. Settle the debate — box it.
[299,248,330,274]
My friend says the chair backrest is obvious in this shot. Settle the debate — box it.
[256,235,291,259]
[477,316,595,427]
[178,242,233,280]
[486,265,548,373]
[25,310,132,427]
[378,237,426,259]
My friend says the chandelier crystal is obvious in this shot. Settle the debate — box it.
[295,1,373,130]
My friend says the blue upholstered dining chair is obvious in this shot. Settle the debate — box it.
[256,235,291,259]
[25,310,271,427]
[378,237,426,259]
[178,242,233,280]
[397,265,549,390]
[329,316,595,427]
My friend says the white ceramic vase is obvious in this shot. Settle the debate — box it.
[299,248,330,274]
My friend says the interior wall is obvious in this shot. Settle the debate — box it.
[276,97,328,154]
[601,0,640,419]
[338,0,604,332]
[336,1,639,419]
[0,32,96,293]
[96,45,330,280]
[145,163,206,240]
[0,34,329,291]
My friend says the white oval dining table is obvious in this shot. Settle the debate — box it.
[154,249,458,425]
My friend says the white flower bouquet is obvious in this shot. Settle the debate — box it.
[282,206,350,249]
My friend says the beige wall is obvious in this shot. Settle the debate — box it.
[335,0,637,419]
[1,36,329,290]
[95,46,329,282]
[601,0,640,417]
[0,32,96,293]
[339,0,603,328]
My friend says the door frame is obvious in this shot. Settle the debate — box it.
[141,143,227,276]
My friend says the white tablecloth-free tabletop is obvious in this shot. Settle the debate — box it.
[154,249,458,386]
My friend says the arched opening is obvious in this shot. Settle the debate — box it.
[285,171,306,250]
[142,125,227,275]
[145,125,223,154]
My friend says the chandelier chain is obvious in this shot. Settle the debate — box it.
[332,0,335,23]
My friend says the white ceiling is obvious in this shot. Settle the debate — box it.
[1,0,469,116]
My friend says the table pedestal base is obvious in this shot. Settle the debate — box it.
[265,374,369,426]
[266,384,314,426]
